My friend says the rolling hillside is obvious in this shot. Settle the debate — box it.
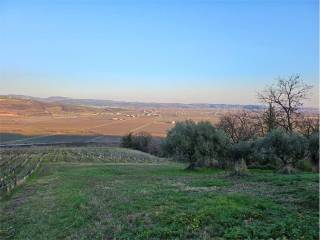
[0,96,111,117]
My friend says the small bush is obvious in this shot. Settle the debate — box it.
[121,132,153,153]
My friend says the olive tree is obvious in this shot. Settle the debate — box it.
[162,120,229,169]
[255,129,308,173]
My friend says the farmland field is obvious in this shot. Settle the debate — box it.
[1,97,317,139]
[0,146,319,239]
[0,97,227,137]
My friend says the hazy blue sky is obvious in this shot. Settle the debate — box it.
[0,0,318,106]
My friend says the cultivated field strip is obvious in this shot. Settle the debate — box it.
[45,147,165,163]
[0,146,167,195]
[0,148,47,194]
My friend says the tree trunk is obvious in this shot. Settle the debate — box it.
[278,163,296,174]
[312,162,319,173]
[186,162,197,170]
[286,111,292,132]
[230,159,248,176]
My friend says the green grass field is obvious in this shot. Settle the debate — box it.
[0,147,319,239]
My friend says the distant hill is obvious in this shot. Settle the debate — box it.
[1,94,267,110]
[0,96,112,116]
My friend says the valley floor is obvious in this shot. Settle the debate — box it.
[0,148,319,239]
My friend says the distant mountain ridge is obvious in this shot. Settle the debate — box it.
[2,94,266,110]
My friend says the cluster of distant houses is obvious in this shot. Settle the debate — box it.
[109,109,160,121]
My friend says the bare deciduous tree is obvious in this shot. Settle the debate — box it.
[258,74,312,132]
[217,111,261,143]
[296,116,319,137]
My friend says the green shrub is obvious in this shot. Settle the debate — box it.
[121,132,152,153]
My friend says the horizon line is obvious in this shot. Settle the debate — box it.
[2,93,319,109]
